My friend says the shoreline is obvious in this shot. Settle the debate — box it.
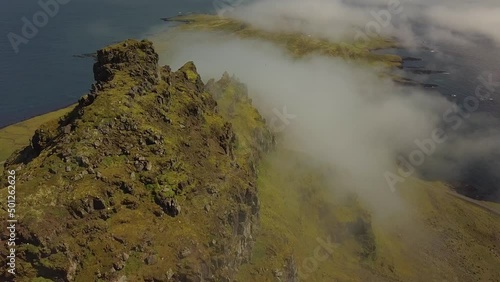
[0,104,75,168]
[0,102,77,131]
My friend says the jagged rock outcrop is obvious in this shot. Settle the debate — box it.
[0,39,273,282]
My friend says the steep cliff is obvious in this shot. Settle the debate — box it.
[1,39,273,282]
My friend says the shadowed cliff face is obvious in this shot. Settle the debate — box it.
[0,39,274,282]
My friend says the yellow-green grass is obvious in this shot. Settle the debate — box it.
[0,105,75,168]
[237,149,380,281]
[236,148,500,281]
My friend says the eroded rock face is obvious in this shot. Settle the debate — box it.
[93,40,159,83]
[0,39,273,281]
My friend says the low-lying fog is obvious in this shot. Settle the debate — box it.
[147,0,500,215]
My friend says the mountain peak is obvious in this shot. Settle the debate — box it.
[93,39,159,83]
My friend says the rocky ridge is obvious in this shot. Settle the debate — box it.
[1,39,274,282]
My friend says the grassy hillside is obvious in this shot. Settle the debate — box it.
[163,14,402,68]
[0,106,74,171]
[235,149,500,281]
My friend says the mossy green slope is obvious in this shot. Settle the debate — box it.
[233,149,500,281]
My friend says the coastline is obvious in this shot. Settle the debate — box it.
[0,41,420,168]
[0,104,75,169]
[0,102,77,131]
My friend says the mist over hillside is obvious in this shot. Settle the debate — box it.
[151,0,500,203]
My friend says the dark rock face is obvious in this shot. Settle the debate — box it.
[284,257,300,282]
[1,39,273,281]
[93,40,159,83]
[31,128,52,153]
[154,193,181,217]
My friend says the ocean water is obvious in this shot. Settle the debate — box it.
[0,0,214,128]
[380,41,500,116]
[375,38,500,199]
